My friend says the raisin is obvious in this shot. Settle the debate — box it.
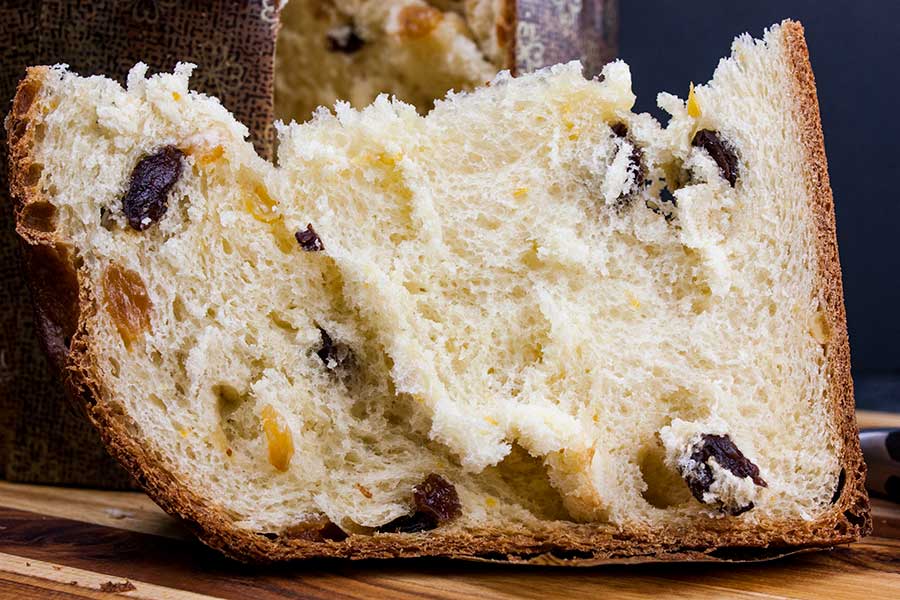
[376,473,461,533]
[397,5,443,38]
[683,434,766,516]
[413,473,462,523]
[610,122,646,193]
[316,328,353,370]
[103,263,152,347]
[121,146,184,230]
[295,224,324,251]
[327,24,365,53]
[691,129,738,187]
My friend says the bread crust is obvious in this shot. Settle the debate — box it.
[781,20,871,535]
[5,19,869,564]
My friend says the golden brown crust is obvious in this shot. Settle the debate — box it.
[6,22,870,563]
[781,19,871,535]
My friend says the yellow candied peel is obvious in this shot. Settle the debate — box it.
[687,82,701,118]
[196,145,224,166]
[513,187,528,198]
[244,182,280,223]
[261,405,294,472]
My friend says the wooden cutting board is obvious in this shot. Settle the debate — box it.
[0,410,897,600]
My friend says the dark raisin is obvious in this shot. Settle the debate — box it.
[376,474,461,533]
[682,434,767,516]
[831,468,846,504]
[316,328,352,370]
[295,224,325,251]
[691,129,738,187]
[121,146,184,231]
[610,122,646,195]
[413,473,462,523]
[327,25,365,53]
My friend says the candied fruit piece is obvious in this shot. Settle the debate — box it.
[397,5,442,38]
[687,82,701,118]
[244,183,280,223]
[261,405,294,472]
[121,146,184,231]
[102,263,152,348]
[196,145,224,166]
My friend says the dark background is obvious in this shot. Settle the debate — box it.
[619,1,900,411]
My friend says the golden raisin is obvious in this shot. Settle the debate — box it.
[102,263,152,348]
[244,183,280,223]
[261,405,294,471]
[397,5,442,38]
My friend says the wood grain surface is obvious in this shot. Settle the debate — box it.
[0,409,896,599]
